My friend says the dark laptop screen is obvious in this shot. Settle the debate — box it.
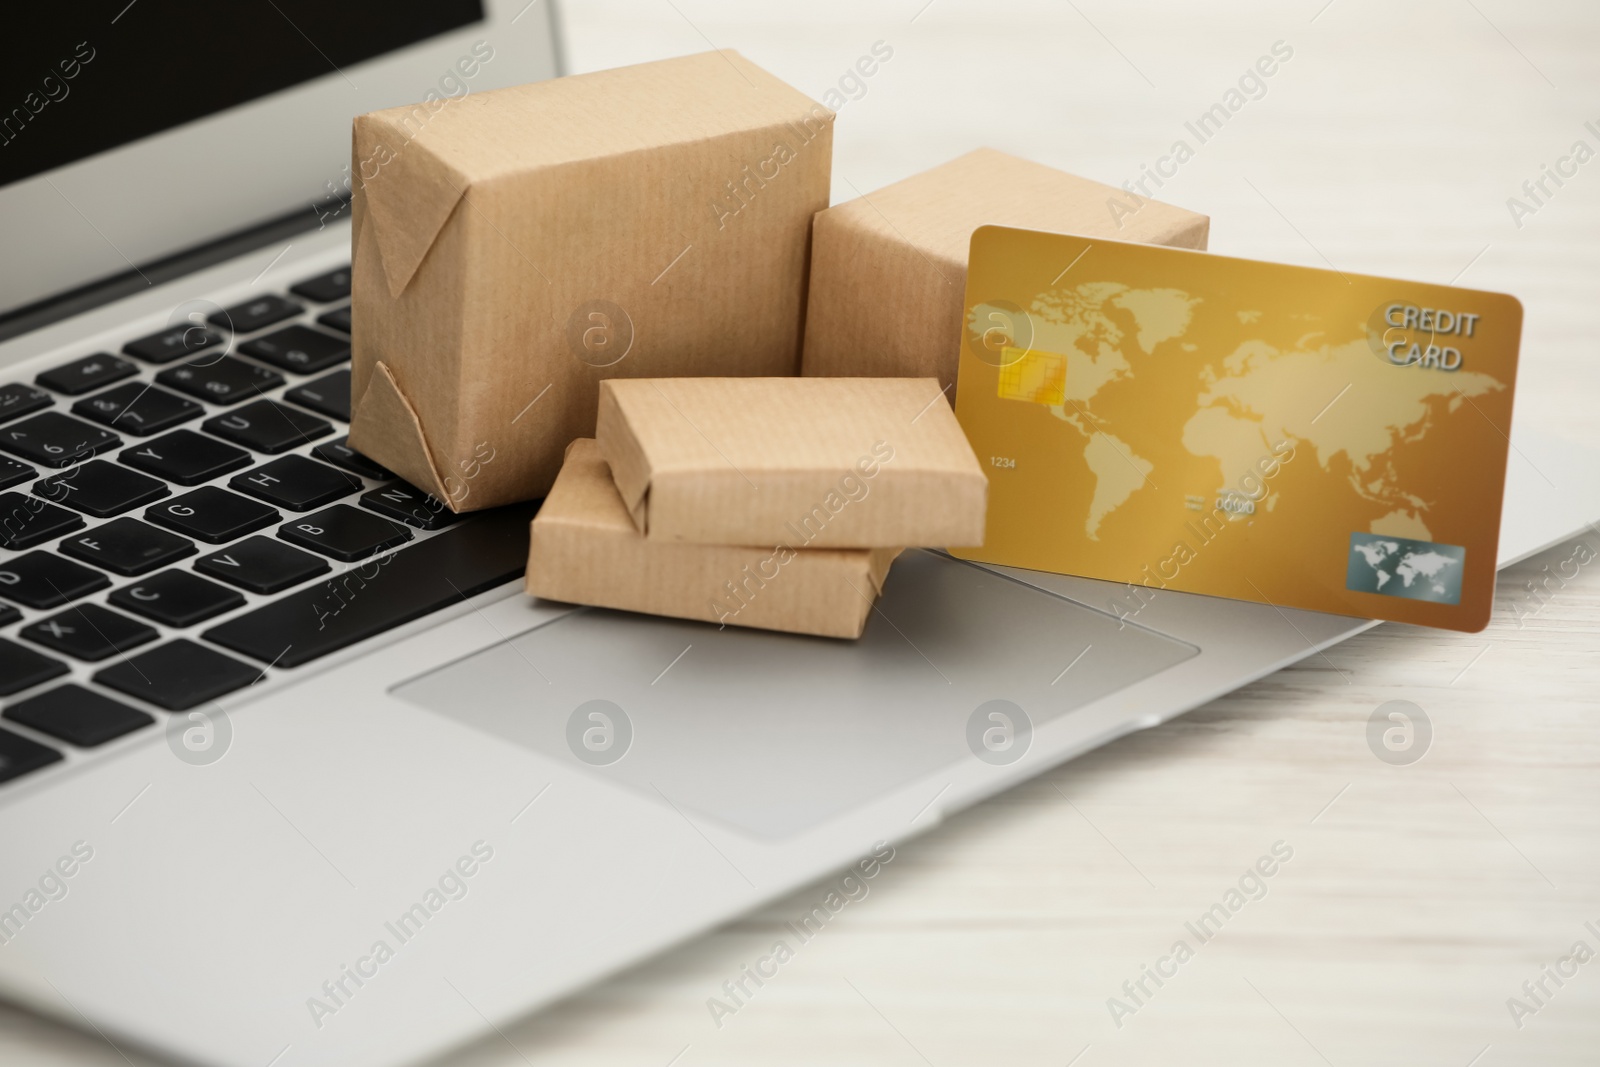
[0,0,485,188]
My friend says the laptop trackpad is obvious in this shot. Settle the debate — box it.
[393,551,1196,839]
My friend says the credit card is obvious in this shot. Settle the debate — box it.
[951,225,1523,632]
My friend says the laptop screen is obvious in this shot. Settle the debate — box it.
[0,1,486,189]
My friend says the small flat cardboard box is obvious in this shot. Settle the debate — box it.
[528,440,899,639]
[595,377,986,548]
[348,51,833,512]
[800,148,1210,392]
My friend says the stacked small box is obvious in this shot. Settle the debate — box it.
[526,377,987,638]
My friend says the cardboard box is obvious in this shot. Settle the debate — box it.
[348,51,833,512]
[800,148,1210,392]
[528,440,900,639]
[595,377,986,548]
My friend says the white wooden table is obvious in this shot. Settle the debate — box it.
[5,1,1597,1064]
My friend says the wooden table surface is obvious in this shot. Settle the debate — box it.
[5,1,1598,1064]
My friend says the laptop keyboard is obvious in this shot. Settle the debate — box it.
[0,266,534,788]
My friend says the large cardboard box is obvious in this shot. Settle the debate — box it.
[348,51,833,512]
[595,377,986,548]
[528,440,899,639]
[800,148,1210,392]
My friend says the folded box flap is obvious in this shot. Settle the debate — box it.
[348,360,455,506]
[836,547,903,639]
[595,382,656,532]
[867,547,902,595]
[353,112,469,299]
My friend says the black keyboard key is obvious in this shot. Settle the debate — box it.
[0,605,18,626]
[120,430,251,486]
[0,727,62,783]
[230,455,360,511]
[239,325,349,374]
[0,638,69,695]
[195,536,329,594]
[206,503,534,668]
[157,356,285,405]
[0,412,120,468]
[59,517,196,576]
[0,552,110,609]
[316,306,351,335]
[109,570,245,627]
[123,323,225,365]
[284,369,351,422]
[312,436,390,479]
[20,604,158,662]
[4,685,153,747]
[73,382,203,436]
[279,504,410,562]
[94,639,258,711]
[36,354,138,396]
[203,400,331,454]
[0,384,54,424]
[0,456,35,490]
[0,494,84,550]
[289,268,351,304]
[145,487,279,544]
[360,482,462,530]
[210,295,301,334]
[34,460,168,517]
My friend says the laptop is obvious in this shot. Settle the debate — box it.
[0,4,1595,1066]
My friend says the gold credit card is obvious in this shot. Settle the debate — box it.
[951,225,1523,632]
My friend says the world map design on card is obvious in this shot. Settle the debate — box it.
[951,226,1523,632]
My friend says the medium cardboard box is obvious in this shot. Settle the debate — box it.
[528,440,900,639]
[595,377,986,548]
[348,51,833,512]
[800,148,1210,392]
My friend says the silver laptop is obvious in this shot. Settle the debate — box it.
[0,4,1595,1066]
